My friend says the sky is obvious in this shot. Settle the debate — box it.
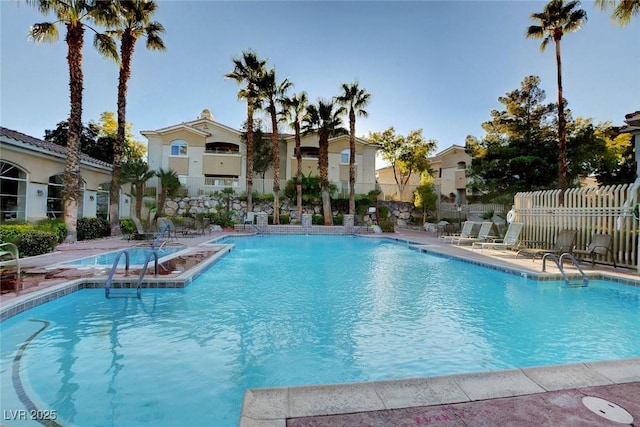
[1,0,638,159]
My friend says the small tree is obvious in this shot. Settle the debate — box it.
[153,168,180,222]
[121,158,155,219]
[414,178,438,224]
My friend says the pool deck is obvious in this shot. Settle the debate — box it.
[1,228,639,426]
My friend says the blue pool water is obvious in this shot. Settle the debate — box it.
[58,246,185,267]
[1,235,639,426]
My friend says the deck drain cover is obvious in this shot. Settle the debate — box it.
[582,396,633,424]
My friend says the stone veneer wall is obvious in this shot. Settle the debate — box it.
[162,196,423,227]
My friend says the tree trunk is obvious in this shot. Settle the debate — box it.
[111,31,136,236]
[555,37,567,205]
[63,23,85,243]
[318,130,332,225]
[349,108,356,214]
[270,103,280,224]
[246,99,254,213]
[295,122,302,221]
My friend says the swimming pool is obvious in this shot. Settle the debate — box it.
[57,246,186,267]
[1,235,639,426]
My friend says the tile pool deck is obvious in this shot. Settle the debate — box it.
[1,229,639,426]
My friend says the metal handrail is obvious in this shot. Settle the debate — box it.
[560,253,589,287]
[135,250,159,298]
[105,250,130,298]
[152,222,171,250]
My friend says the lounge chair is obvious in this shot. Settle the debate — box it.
[0,242,20,290]
[243,212,255,230]
[573,233,616,268]
[516,229,577,259]
[441,221,481,243]
[157,217,178,240]
[130,217,156,240]
[450,221,498,245]
[472,222,524,251]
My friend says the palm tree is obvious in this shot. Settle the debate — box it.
[108,0,165,237]
[259,68,291,224]
[527,0,587,204]
[595,0,639,25]
[225,50,267,214]
[302,100,346,225]
[27,0,118,242]
[336,82,371,215]
[121,158,156,220]
[153,168,180,222]
[280,92,309,222]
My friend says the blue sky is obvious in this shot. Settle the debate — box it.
[1,0,638,157]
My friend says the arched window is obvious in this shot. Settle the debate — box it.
[457,161,466,170]
[170,140,188,156]
[0,161,27,222]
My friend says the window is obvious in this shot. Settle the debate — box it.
[457,161,466,170]
[205,142,239,153]
[48,174,85,218]
[170,140,188,156]
[300,147,319,158]
[341,149,349,164]
[0,161,27,222]
[96,183,110,220]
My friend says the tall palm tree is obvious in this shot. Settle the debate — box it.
[108,0,165,237]
[27,0,118,242]
[595,0,639,25]
[225,50,267,214]
[121,158,156,220]
[280,91,309,222]
[259,68,291,224]
[336,82,371,215]
[527,0,587,204]
[153,168,180,222]
[302,100,346,225]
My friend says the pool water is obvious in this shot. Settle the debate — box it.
[1,235,639,426]
[58,246,185,267]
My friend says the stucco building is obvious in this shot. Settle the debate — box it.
[142,109,380,197]
[0,127,129,223]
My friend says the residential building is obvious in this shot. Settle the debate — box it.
[0,127,129,223]
[375,144,474,202]
[141,109,380,197]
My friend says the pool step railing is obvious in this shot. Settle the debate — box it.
[105,249,159,299]
[542,253,589,287]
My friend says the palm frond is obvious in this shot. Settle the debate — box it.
[94,32,119,62]
[29,22,59,43]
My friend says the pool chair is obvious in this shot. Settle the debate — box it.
[440,221,481,243]
[472,222,524,251]
[450,221,498,245]
[130,217,156,240]
[0,242,20,291]
[157,217,178,241]
[516,229,577,260]
[573,233,616,268]
[243,212,255,230]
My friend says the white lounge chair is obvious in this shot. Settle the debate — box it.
[450,222,498,245]
[0,242,20,290]
[472,222,524,251]
[441,221,481,243]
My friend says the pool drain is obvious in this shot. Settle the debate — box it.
[582,396,633,424]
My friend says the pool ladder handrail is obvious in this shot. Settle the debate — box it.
[152,222,171,250]
[105,249,159,298]
[542,252,589,287]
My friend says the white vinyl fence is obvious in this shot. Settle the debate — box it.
[514,184,638,269]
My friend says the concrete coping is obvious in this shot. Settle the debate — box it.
[238,358,640,426]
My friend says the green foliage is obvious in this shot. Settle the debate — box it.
[378,205,389,219]
[333,214,343,225]
[480,210,495,220]
[414,183,438,222]
[379,220,395,232]
[312,214,324,225]
[279,214,290,224]
[35,219,67,243]
[76,217,111,240]
[120,218,135,236]
[18,231,59,257]
[466,76,557,200]
[284,174,326,202]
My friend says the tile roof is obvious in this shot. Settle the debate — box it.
[0,126,112,169]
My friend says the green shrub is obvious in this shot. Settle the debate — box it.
[120,218,135,236]
[35,219,67,243]
[333,214,343,225]
[379,220,395,233]
[18,230,59,257]
[77,217,110,241]
[378,205,389,219]
[312,214,324,225]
